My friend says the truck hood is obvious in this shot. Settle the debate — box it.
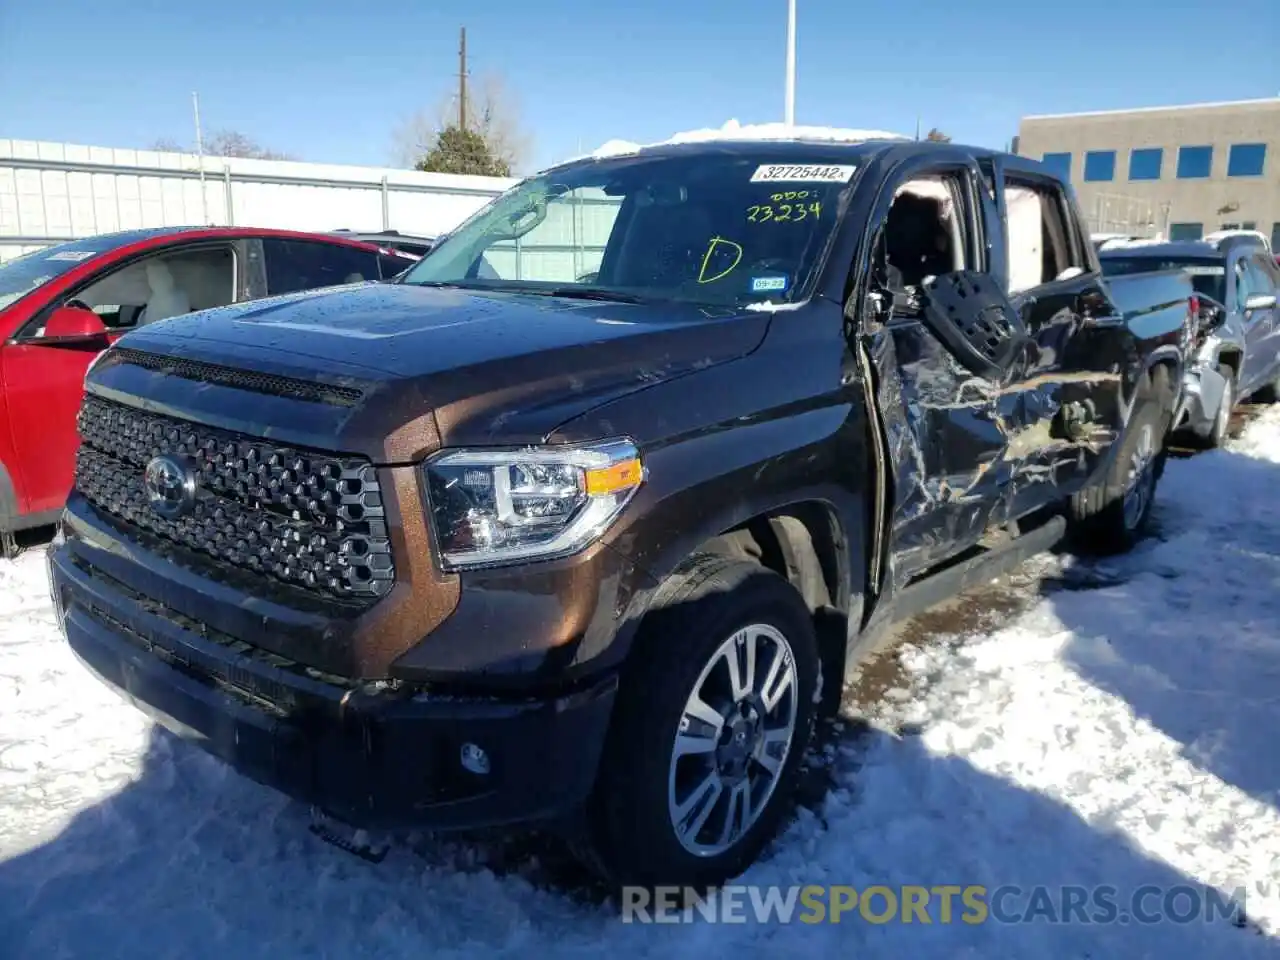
[102,282,771,461]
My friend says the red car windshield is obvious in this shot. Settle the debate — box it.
[0,238,117,311]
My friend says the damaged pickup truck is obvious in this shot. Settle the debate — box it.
[48,134,1195,890]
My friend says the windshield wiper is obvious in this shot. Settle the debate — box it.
[541,286,647,304]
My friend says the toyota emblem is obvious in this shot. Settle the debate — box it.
[144,454,197,520]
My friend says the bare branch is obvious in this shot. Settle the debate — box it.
[390,70,532,174]
[148,130,297,161]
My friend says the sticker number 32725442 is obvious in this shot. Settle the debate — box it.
[750,164,856,183]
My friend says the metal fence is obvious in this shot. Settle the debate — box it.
[1082,192,1170,239]
[0,139,517,262]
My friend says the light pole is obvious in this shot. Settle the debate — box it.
[784,0,796,125]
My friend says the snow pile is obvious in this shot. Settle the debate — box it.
[4,411,1280,956]
[589,119,910,159]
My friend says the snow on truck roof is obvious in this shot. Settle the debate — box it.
[586,119,912,160]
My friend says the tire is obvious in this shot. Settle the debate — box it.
[1188,364,1235,450]
[580,554,820,891]
[1066,371,1169,556]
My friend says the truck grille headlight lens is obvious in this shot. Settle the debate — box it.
[424,439,643,570]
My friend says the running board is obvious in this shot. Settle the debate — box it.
[890,515,1066,625]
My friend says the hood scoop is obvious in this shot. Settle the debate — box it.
[98,347,370,408]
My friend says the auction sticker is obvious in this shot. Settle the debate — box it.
[750,164,856,183]
[45,250,96,262]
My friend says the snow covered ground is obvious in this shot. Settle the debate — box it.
[5,411,1280,958]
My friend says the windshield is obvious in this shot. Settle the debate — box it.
[1100,256,1226,305]
[401,153,856,308]
[0,238,115,311]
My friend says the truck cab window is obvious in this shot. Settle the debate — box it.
[1004,179,1084,294]
[879,176,969,293]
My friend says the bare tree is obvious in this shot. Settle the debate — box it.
[925,128,952,143]
[148,129,297,160]
[391,71,532,174]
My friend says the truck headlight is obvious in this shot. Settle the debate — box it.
[424,439,644,570]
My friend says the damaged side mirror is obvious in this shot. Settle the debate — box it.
[918,270,1028,381]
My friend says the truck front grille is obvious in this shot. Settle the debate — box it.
[74,395,395,604]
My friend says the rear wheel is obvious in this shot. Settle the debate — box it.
[1066,370,1170,556]
[580,555,819,890]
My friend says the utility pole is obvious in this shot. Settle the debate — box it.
[458,27,468,131]
[784,0,796,125]
[192,91,208,224]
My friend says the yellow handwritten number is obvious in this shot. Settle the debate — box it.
[745,200,822,224]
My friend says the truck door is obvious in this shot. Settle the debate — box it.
[854,152,1012,588]
[990,161,1123,521]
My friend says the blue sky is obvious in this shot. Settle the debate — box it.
[2,0,1277,174]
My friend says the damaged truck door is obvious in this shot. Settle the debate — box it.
[853,147,1125,599]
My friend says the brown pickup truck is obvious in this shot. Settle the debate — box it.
[48,135,1193,891]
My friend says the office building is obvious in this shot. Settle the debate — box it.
[1015,98,1280,245]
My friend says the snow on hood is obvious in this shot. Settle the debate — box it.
[585,118,911,160]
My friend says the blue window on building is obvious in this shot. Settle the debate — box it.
[1169,222,1203,242]
[1128,147,1163,181]
[1177,145,1213,179]
[1227,143,1267,177]
[1041,152,1072,179]
[1272,223,1280,253]
[1083,150,1116,182]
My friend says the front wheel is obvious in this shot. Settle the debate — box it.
[580,555,819,890]
[1205,366,1236,448]
[1184,364,1235,450]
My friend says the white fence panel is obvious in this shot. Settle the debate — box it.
[0,139,517,262]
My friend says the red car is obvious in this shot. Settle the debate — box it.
[0,226,417,555]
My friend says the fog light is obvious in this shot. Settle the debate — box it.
[460,742,490,775]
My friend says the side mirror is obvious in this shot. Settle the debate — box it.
[38,305,109,344]
[919,270,1028,380]
[1245,293,1278,312]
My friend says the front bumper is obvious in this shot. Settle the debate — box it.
[48,540,618,832]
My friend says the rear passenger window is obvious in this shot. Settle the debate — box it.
[1003,177,1086,294]
[263,240,381,295]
